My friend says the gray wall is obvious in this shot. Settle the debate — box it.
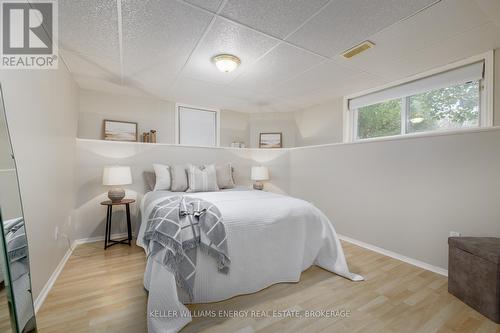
[248,112,298,148]
[77,89,176,144]
[220,110,250,147]
[294,98,343,146]
[74,139,289,240]
[0,106,21,219]
[0,65,79,299]
[494,49,500,125]
[289,128,500,270]
[76,89,277,148]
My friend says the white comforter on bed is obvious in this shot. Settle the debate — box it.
[137,189,363,333]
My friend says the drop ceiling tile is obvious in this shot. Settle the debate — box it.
[170,76,297,112]
[184,0,223,13]
[60,49,118,80]
[179,18,278,84]
[389,23,500,79]
[220,0,329,39]
[73,75,152,98]
[170,76,252,110]
[59,0,121,75]
[476,0,500,27]
[121,0,213,83]
[361,22,500,82]
[287,0,437,58]
[271,60,365,99]
[273,69,385,108]
[335,0,489,79]
[230,43,324,93]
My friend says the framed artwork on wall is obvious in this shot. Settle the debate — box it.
[103,119,138,142]
[259,132,282,148]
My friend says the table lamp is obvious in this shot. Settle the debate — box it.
[251,166,269,190]
[102,166,132,202]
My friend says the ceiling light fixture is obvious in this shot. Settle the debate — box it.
[213,54,241,73]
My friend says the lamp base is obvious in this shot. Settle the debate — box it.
[108,187,125,202]
[253,182,264,190]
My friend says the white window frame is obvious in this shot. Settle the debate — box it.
[175,103,220,147]
[343,51,494,142]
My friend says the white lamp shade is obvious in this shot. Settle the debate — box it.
[102,166,132,186]
[251,166,269,181]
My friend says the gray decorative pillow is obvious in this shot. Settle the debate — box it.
[216,163,235,189]
[170,165,188,192]
[186,164,219,193]
[143,171,156,192]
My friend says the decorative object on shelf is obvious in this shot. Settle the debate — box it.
[259,132,282,148]
[251,166,269,190]
[103,119,138,142]
[230,141,246,148]
[150,130,157,143]
[142,130,158,143]
[102,166,132,202]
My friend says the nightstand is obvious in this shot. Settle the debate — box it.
[100,199,135,249]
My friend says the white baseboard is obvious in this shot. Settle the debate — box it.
[73,232,132,246]
[338,234,448,277]
[34,232,135,313]
[34,246,73,313]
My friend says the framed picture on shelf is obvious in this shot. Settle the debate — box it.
[103,119,138,142]
[259,132,282,148]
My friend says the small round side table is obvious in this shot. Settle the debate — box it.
[100,199,135,249]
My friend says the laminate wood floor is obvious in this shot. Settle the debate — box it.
[0,286,13,333]
[36,241,500,333]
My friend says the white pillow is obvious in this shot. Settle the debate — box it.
[153,164,171,191]
[186,164,219,193]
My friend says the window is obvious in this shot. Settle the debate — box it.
[357,99,402,139]
[176,105,220,146]
[345,53,493,142]
[407,81,479,134]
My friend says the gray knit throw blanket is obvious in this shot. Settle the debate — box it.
[143,196,230,300]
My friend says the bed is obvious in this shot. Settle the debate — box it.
[137,188,363,333]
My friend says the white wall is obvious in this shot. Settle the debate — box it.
[74,128,500,273]
[78,89,176,144]
[74,139,288,240]
[0,109,21,220]
[294,98,343,146]
[76,90,290,148]
[0,65,79,299]
[220,110,249,147]
[494,48,500,125]
[248,112,298,148]
[289,128,500,270]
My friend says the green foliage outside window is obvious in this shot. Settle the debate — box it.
[357,99,401,139]
[357,81,480,139]
[408,81,479,133]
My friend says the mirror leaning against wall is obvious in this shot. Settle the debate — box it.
[0,86,37,332]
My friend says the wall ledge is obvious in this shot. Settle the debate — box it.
[79,126,500,152]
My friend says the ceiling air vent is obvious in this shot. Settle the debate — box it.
[341,41,375,59]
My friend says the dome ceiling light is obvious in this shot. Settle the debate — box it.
[212,54,241,73]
